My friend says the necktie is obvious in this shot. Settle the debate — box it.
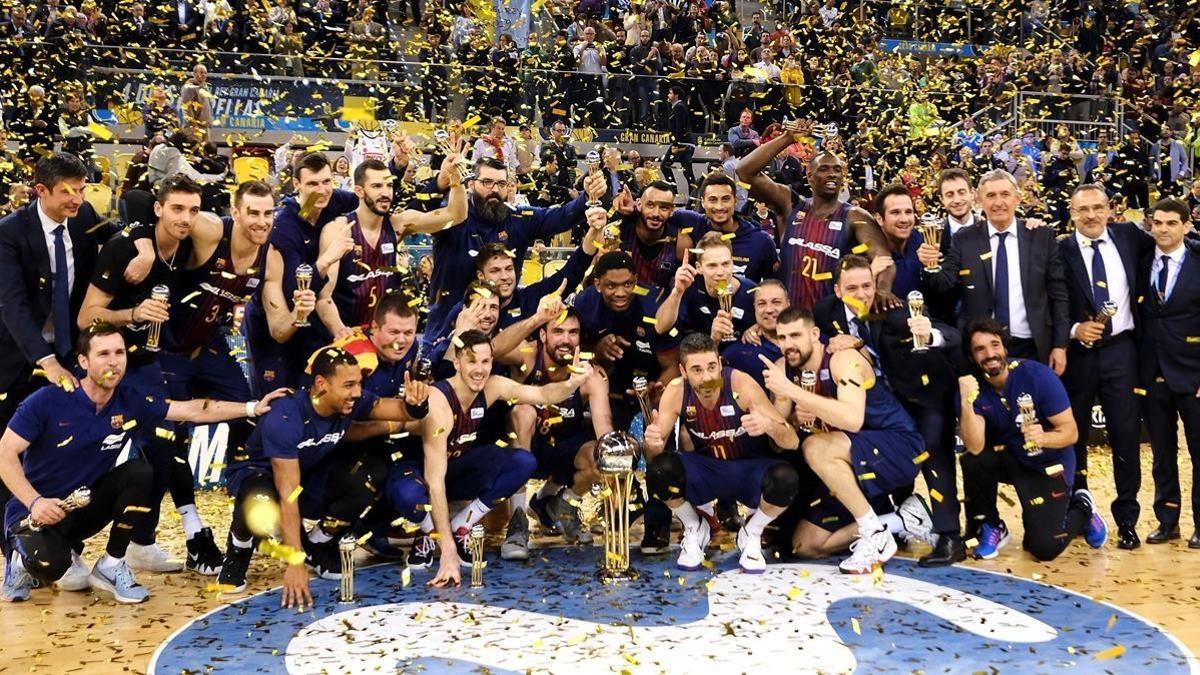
[1157,254,1170,302]
[993,231,1010,327]
[52,225,73,358]
[852,317,877,356]
[1090,240,1112,338]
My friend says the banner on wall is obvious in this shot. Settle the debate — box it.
[879,39,978,57]
[494,0,532,47]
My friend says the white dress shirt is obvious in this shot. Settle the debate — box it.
[947,212,976,237]
[1151,244,1186,302]
[987,221,1031,339]
[1072,229,1134,338]
[37,201,74,345]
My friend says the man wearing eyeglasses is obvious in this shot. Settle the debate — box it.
[422,157,606,359]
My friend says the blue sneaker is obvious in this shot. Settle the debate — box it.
[528,493,561,534]
[1075,490,1109,548]
[973,521,1010,560]
[1,552,33,602]
[88,558,150,604]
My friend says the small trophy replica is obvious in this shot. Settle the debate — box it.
[585,150,603,208]
[907,291,929,353]
[1017,393,1042,456]
[338,534,356,603]
[144,285,170,352]
[800,370,819,432]
[715,279,735,342]
[1082,300,1119,349]
[16,486,91,533]
[433,129,471,182]
[823,122,839,141]
[469,524,486,588]
[594,431,640,583]
[293,264,314,328]
[632,376,654,424]
[917,213,943,273]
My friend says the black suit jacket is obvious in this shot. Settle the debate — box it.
[668,100,692,145]
[1058,222,1149,340]
[925,219,1069,362]
[0,201,106,390]
[1137,245,1200,394]
[813,295,960,409]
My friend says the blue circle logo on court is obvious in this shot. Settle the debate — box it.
[151,547,1196,673]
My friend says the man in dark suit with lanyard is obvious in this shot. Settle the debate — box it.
[1058,184,1154,550]
[1137,198,1200,549]
[0,153,153,565]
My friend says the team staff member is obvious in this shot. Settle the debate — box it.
[1057,184,1150,550]
[721,279,789,390]
[643,334,800,574]
[0,323,286,603]
[655,232,758,346]
[737,122,895,310]
[1137,198,1200,549]
[957,319,1107,561]
[672,174,779,284]
[216,346,430,605]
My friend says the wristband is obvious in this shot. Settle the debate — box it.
[405,398,430,419]
[29,495,42,511]
[246,401,259,418]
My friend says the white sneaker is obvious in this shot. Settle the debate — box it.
[896,494,936,546]
[126,543,184,573]
[89,559,150,604]
[736,527,766,574]
[55,551,91,591]
[676,518,711,571]
[839,527,898,575]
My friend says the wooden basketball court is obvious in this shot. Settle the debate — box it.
[2,445,1196,673]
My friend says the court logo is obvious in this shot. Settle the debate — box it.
[150,548,1195,674]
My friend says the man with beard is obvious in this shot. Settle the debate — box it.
[722,280,789,389]
[655,232,758,345]
[215,346,429,604]
[957,319,1106,561]
[812,253,962,567]
[760,307,929,575]
[643,333,799,573]
[491,307,614,558]
[421,207,608,349]
[316,158,466,338]
[0,323,287,603]
[609,182,680,291]
[737,123,895,310]
[389,329,591,586]
[420,157,606,358]
[672,174,779,283]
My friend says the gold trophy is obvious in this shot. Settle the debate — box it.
[799,370,819,432]
[469,524,485,588]
[144,285,169,352]
[907,291,929,353]
[917,213,943,273]
[594,431,640,583]
[715,279,735,342]
[632,376,654,426]
[338,534,356,603]
[293,264,313,328]
[1017,393,1042,456]
[1082,300,1119,349]
[16,486,91,533]
[433,129,471,182]
[585,150,603,208]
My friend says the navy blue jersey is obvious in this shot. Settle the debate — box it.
[4,384,169,529]
[572,285,680,396]
[331,212,402,330]
[675,210,779,283]
[226,388,379,494]
[779,198,854,310]
[168,218,266,354]
[889,230,926,299]
[91,233,194,365]
[526,343,588,442]
[618,213,678,291]
[960,359,1075,477]
[722,339,782,389]
[676,276,758,340]
[433,380,488,459]
[678,367,769,460]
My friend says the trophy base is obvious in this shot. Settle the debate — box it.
[911,346,930,353]
[293,321,311,328]
[924,266,942,274]
[596,567,639,584]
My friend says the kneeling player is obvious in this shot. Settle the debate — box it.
[761,307,929,574]
[217,346,429,608]
[0,323,285,603]
[643,333,800,573]
[388,329,592,587]
[958,319,1106,561]
[495,305,614,557]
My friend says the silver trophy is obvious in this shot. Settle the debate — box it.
[798,370,820,432]
[907,291,929,353]
[338,534,356,602]
[585,150,603,208]
[293,264,314,328]
[16,486,91,533]
[1016,393,1042,456]
[1082,300,1119,349]
[594,431,640,583]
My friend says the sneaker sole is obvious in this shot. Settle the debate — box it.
[407,560,434,570]
[0,591,30,602]
[500,548,530,561]
[739,563,766,574]
[839,562,885,575]
[215,581,248,594]
[129,563,183,573]
[55,579,92,592]
[676,561,704,571]
[88,576,148,604]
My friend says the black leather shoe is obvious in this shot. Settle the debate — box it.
[1116,526,1140,550]
[918,533,967,567]
[1146,523,1181,544]
[1189,531,1200,549]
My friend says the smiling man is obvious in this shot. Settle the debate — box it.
[673,174,779,284]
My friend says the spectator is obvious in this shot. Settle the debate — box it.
[818,0,839,28]
[659,85,696,199]
[179,64,214,133]
[146,128,226,187]
[717,142,746,211]
[1153,127,1192,198]
[9,86,57,164]
[727,109,761,157]
[473,114,519,173]
[1112,128,1153,211]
